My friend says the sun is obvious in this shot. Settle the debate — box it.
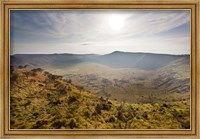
[108,15,124,31]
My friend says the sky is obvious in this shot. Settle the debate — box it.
[10,10,190,55]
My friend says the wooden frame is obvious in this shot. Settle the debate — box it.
[0,0,199,138]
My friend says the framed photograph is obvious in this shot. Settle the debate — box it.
[0,0,199,138]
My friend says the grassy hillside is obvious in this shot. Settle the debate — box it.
[10,67,190,129]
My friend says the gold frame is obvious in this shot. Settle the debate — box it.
[0,0,199,138]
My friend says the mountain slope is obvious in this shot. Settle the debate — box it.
[10,67,190,129]
[10,52,191,104]
[152,57,190,93]
[11,52,189,71]
[96,51,187,70]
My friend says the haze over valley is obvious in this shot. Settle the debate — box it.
[11,51,190,104]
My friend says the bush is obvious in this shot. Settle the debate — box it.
[68,87,72,91]
[49,98,61,105]
[69,119,77,129]
[181,121,190,129]
[23,100,31,108]
[48,74,62,81]
[102,103,111,111]
[163,103,169,108]
[68,96,78,105]
[95,104,103,114]
[30,71,37,76]
[84,111,91,118]
[44,71,50,76]
[33,112,39,117]
[32,120,48,129]
[51,119,66,129]
[117,111,124,121]
[59,88,67,95]
[31,68,44,72]
[142,111,149,120]
[108,116,116,123]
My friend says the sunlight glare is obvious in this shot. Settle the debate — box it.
[108,15,124,31]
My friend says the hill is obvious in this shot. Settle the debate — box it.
[96,51,187,70]
[11,51,189,71]
[152,57,190,93]
[10,52,190,103]
[10,67,190,129]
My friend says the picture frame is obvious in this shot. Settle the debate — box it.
[0,0,199,138]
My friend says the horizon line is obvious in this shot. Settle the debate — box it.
[10,51,190,56]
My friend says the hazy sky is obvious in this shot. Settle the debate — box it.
[10,10,190,55]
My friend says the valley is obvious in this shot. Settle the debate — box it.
[10,51,191,129]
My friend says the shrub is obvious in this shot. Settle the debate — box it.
[69,119,77,129]
[103,103,112,110]
[163,103,169,108]
[47,93,51,98]
[23,100,31,108]
[32,120,48,129]
[33,112,39,117]
[95,104,103,114]
[84,111,91,118]
[44,71,50,76]
[31,68,44,72]
[142,111,149,120]
[68,96,78,105]
[51,119,66,129]
[48,74,62,81]
[117,111,124,121]
[68,87,72,91]
[108,116,116,123]
[181,121,190,129]
[95,102,112,115]
[59,88,66,94]
[49,98,61,105]
[30,71,37,76]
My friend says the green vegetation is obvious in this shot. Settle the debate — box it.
[10,67,190,129]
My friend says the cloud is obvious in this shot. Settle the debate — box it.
[123,10,190,37]
[11,10,190,38]
[10,10,190,54]
[81,43,89,46]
